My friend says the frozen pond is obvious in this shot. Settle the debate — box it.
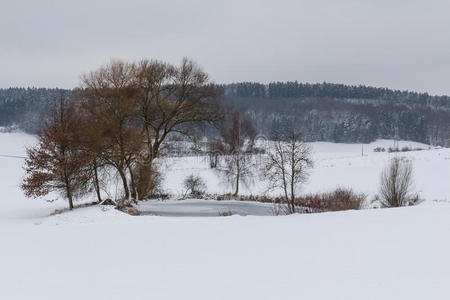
[138,199,274,217]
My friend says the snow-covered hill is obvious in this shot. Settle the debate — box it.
[1,132,450,300]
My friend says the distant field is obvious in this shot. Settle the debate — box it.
[162,139,449,201]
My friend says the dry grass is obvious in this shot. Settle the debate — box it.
[296,188,366,212]
[218,210,233,217]
[50,200,100,216]
[123,207,141,216]
[197,188,366,214]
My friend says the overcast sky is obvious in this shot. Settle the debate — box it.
[1,0,449,94]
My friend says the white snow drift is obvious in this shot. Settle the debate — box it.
[1,132,449,300]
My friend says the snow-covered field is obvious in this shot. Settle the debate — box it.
[1,132,450,299]
[163,139,449,201]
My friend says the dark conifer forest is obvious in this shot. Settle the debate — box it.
[1,82,449,145]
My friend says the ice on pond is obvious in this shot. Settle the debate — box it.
[138,199,274,217]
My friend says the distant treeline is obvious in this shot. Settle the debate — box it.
[225,81,450,107]
[220,82,450,146]
[1,82,449,145]
[0,88,70,133]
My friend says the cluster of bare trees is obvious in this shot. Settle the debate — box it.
[21,58,316,213]
[22,58,221,209]
[208,110,314,212]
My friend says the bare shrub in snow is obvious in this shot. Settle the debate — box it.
[378,157,420,207]
[387,147,399,153]
[183,174,206,197]
[297,188,366,212]
[401,146,411,152]
[218,210,233,216]
[322,188,366,211]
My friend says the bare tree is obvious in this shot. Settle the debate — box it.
[264,131,313,213]
[79,60,144,204]
[215,109,257,196]
[131,58,220,198]
[21,91,90,210]
[378,157,419,207]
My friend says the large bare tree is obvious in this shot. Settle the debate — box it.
[132,58,221,198]
[79,60,142,203]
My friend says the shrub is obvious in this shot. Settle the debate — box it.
[322,188,366,211]
[296,188,365,212]
[377,157,420,207]
[183,174,207,197]
[218,210,233,216]
[373,147,386,152]
[401,146,411,152]
[215,193,285,203]
[387,146,424,153]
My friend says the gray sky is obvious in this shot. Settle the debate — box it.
[1,0,449,95]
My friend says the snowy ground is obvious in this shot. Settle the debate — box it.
[1,132,450,299]
[162,139,449,201]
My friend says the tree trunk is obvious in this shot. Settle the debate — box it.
[234,172,239,197]
[63,172,74,210]
[68,192,74,210]
[282,172,288,203]
[233,158,240,197]
[290,149,296,213]
[93,160,102,203]
[290,174,295,213]
[278,142,289,204]
[128,164,137,201]
[118,168,130,200]
[290,192,295,213]
[136,162,154,200]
